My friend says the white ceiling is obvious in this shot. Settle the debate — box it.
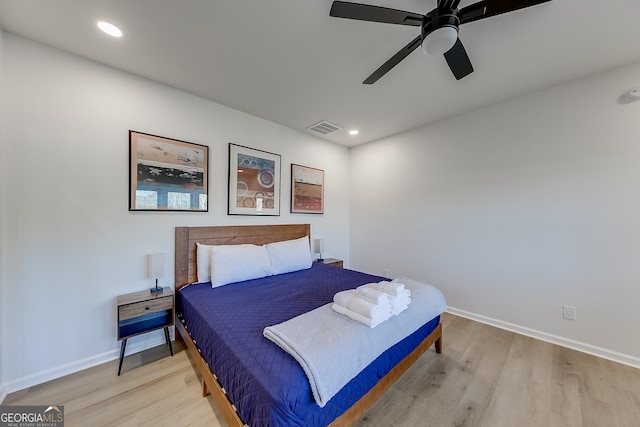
[1,0,640,147]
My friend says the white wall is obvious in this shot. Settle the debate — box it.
[350,61,640,367]
[1,34,350,392]
[3,29,639,397]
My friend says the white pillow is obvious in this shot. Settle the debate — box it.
[196,242,212,283]
[265,236,312,275]
[210,244,273,287]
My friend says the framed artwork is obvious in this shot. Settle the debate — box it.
[228,143,281,215]
[129,131,209,211]
[291,164,324,214]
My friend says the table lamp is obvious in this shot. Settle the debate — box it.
[148,253,165,294]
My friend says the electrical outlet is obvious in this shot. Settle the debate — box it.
[563,305,577,320]
[383,268,390,278]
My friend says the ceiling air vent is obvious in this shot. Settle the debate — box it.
[306,120,341,136]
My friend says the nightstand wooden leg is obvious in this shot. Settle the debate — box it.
[118,339,127,376]
[164,327,173,356]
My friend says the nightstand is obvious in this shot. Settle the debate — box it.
[316,258,343,268]
[117,288,174,375]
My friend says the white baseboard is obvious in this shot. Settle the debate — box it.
[446,307,640,370]
[2,333,171,396]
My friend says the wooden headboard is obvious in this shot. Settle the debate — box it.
[174,224,311,291]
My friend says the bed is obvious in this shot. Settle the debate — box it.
[174,224,443,427]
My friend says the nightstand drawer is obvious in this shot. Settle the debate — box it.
[119,296,173,321]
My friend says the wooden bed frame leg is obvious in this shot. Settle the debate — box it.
[435,335,442,354]
[202,378,208,397]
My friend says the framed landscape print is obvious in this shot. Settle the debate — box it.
[291,164,324,214]
[129,131,209,211]
[228,143,281,216]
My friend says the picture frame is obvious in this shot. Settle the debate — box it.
[129,131,209,211]
[228,143,281,216]
[291,164,324,214]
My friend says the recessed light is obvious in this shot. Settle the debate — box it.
[349,130,359,136]
[97,21,122,38]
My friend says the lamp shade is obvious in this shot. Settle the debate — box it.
[313,238,325,254]
[422,26,458,55]
[148,253,165,279]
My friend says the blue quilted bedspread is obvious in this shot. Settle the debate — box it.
[179,262,440,427]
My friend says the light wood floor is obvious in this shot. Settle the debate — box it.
[4,313,640,426]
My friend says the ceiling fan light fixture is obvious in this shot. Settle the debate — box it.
[422,26,458,55]
[329,0,553,83]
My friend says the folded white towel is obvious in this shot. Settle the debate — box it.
[333,290,392,319]
[331,303,388,328]
[394,306,408,315]
[356,287,390,304]
[377,281,411,297]
[358,282,410,298]
[392,297,410,315]
[358,282,411,315]
[392,294,410,305]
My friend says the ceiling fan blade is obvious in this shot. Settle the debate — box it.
[458,2,487,23]
[330,1,423,27]
[443,38,474,80]
[438,0,462,11]
[460,0,552,24]
[363,35,422,84]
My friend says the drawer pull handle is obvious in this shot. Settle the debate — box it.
[145,305,151,310]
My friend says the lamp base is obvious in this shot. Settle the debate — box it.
[150,286,164,294]
[316,258,324,262]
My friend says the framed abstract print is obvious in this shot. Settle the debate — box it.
[228,143,281,215]
[291,164,324,214]
[129,131,208,211]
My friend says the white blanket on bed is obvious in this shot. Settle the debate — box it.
[263,277,447,407]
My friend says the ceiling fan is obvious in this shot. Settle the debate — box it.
[329,0,552,84]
